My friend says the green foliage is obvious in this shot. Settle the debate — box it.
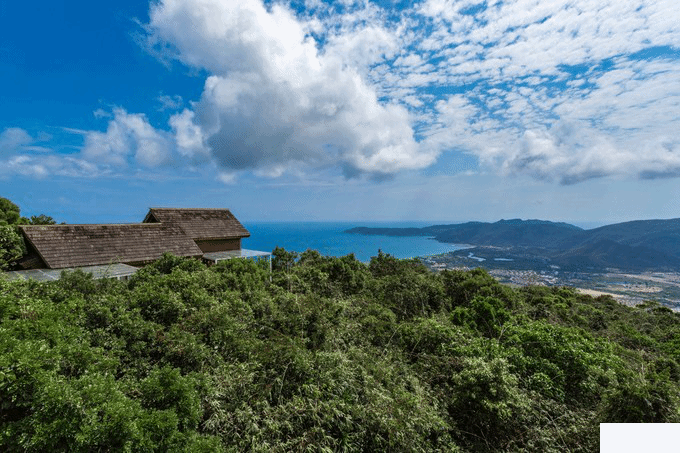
[272,246,298,272]
[3,248,680,451]
[0,225,26,270]
[147,252,201,275]
[24,214,57,225]
[451,295,511,337]
[504,321,618,404]
[448,356,529,450]
[368,249,427,278]
[0,197,58,271]
[442,267,517,309]
[0,197,21,226]
[599,371,680,423]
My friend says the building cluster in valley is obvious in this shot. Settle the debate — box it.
[424,258,560,286]
[420,252,680,310]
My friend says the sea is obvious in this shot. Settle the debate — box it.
[240,221,467,263]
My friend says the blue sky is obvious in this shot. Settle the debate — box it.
[1,0,679,225]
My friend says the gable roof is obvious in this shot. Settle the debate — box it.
[20,223,203,269]
[143,208,250,240]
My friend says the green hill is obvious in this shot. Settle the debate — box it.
[346,218,680,270]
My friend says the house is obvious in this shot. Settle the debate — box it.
[143,208,250,253]
[142,208,270,266]
[6,208,269,282]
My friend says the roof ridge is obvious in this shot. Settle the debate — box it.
[20,223,173,227]
[149,207,232,210]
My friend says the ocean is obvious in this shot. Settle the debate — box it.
[240,221,466,263]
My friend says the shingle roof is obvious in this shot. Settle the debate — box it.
[144,208,250,240]
[20,223,203,269]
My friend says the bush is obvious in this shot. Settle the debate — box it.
[3,251,680,451]
[0,225,26,270]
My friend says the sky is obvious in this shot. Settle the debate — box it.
[1,0,679,225]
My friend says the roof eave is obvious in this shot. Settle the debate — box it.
[194,233,250,241]
[18,226,55,269]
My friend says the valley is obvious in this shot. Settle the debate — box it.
[419,246,680,308]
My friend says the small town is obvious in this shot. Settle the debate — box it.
[420,251,680,309]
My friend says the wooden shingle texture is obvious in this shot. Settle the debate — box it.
[144,208,250,240]
[20,223,203,269]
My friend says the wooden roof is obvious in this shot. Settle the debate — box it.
[143,208,250,240]
[20,223,203,269]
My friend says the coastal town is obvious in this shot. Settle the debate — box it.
[420,249,680,309]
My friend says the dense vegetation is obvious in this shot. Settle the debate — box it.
[0,197,57,270]
[2,249,680,451]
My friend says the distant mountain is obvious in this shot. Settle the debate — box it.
[569,219,680,259]
[551,239,680,270]
[427,219,584,248]
[347,219,585,248]
[345,218,680,271]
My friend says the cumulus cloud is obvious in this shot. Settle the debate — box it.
[323,24,400,74]
[81,108,174,168]
[145,0,435,178]
[498,123,680,184]
[0,128,34,152]
[169,109,210,160]
[2,109,179,179]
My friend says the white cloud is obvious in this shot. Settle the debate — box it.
[404,0,680,183]
[12,0,677,187]
[4,155,48,178]
[216,171,237,184]
[146,0,435,177]
[0,127,35,152]
[157,94,184,110]
[1,154,102,179]
[93,108,111,119]
[169,109,210,159]
[0,127,53,154]
[81,108,173,168]
[324,24,399,74]
[0,127,106,179]
[3,108,195,180]
[500,124,680,184]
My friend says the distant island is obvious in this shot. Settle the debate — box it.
[345,218,680,272]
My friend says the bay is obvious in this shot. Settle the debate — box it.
[241,221,466,263]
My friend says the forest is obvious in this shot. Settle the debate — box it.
[2,248,680,452]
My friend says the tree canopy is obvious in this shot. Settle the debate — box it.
[0,226,26,270]
[0,197,59,270]
[24,214,57,225]
[0,198,20,226]
[2,251,680,451]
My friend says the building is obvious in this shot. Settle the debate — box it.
[143,208,250,253]
[5,208,270,282]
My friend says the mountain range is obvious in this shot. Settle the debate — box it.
[345,219,680,271]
